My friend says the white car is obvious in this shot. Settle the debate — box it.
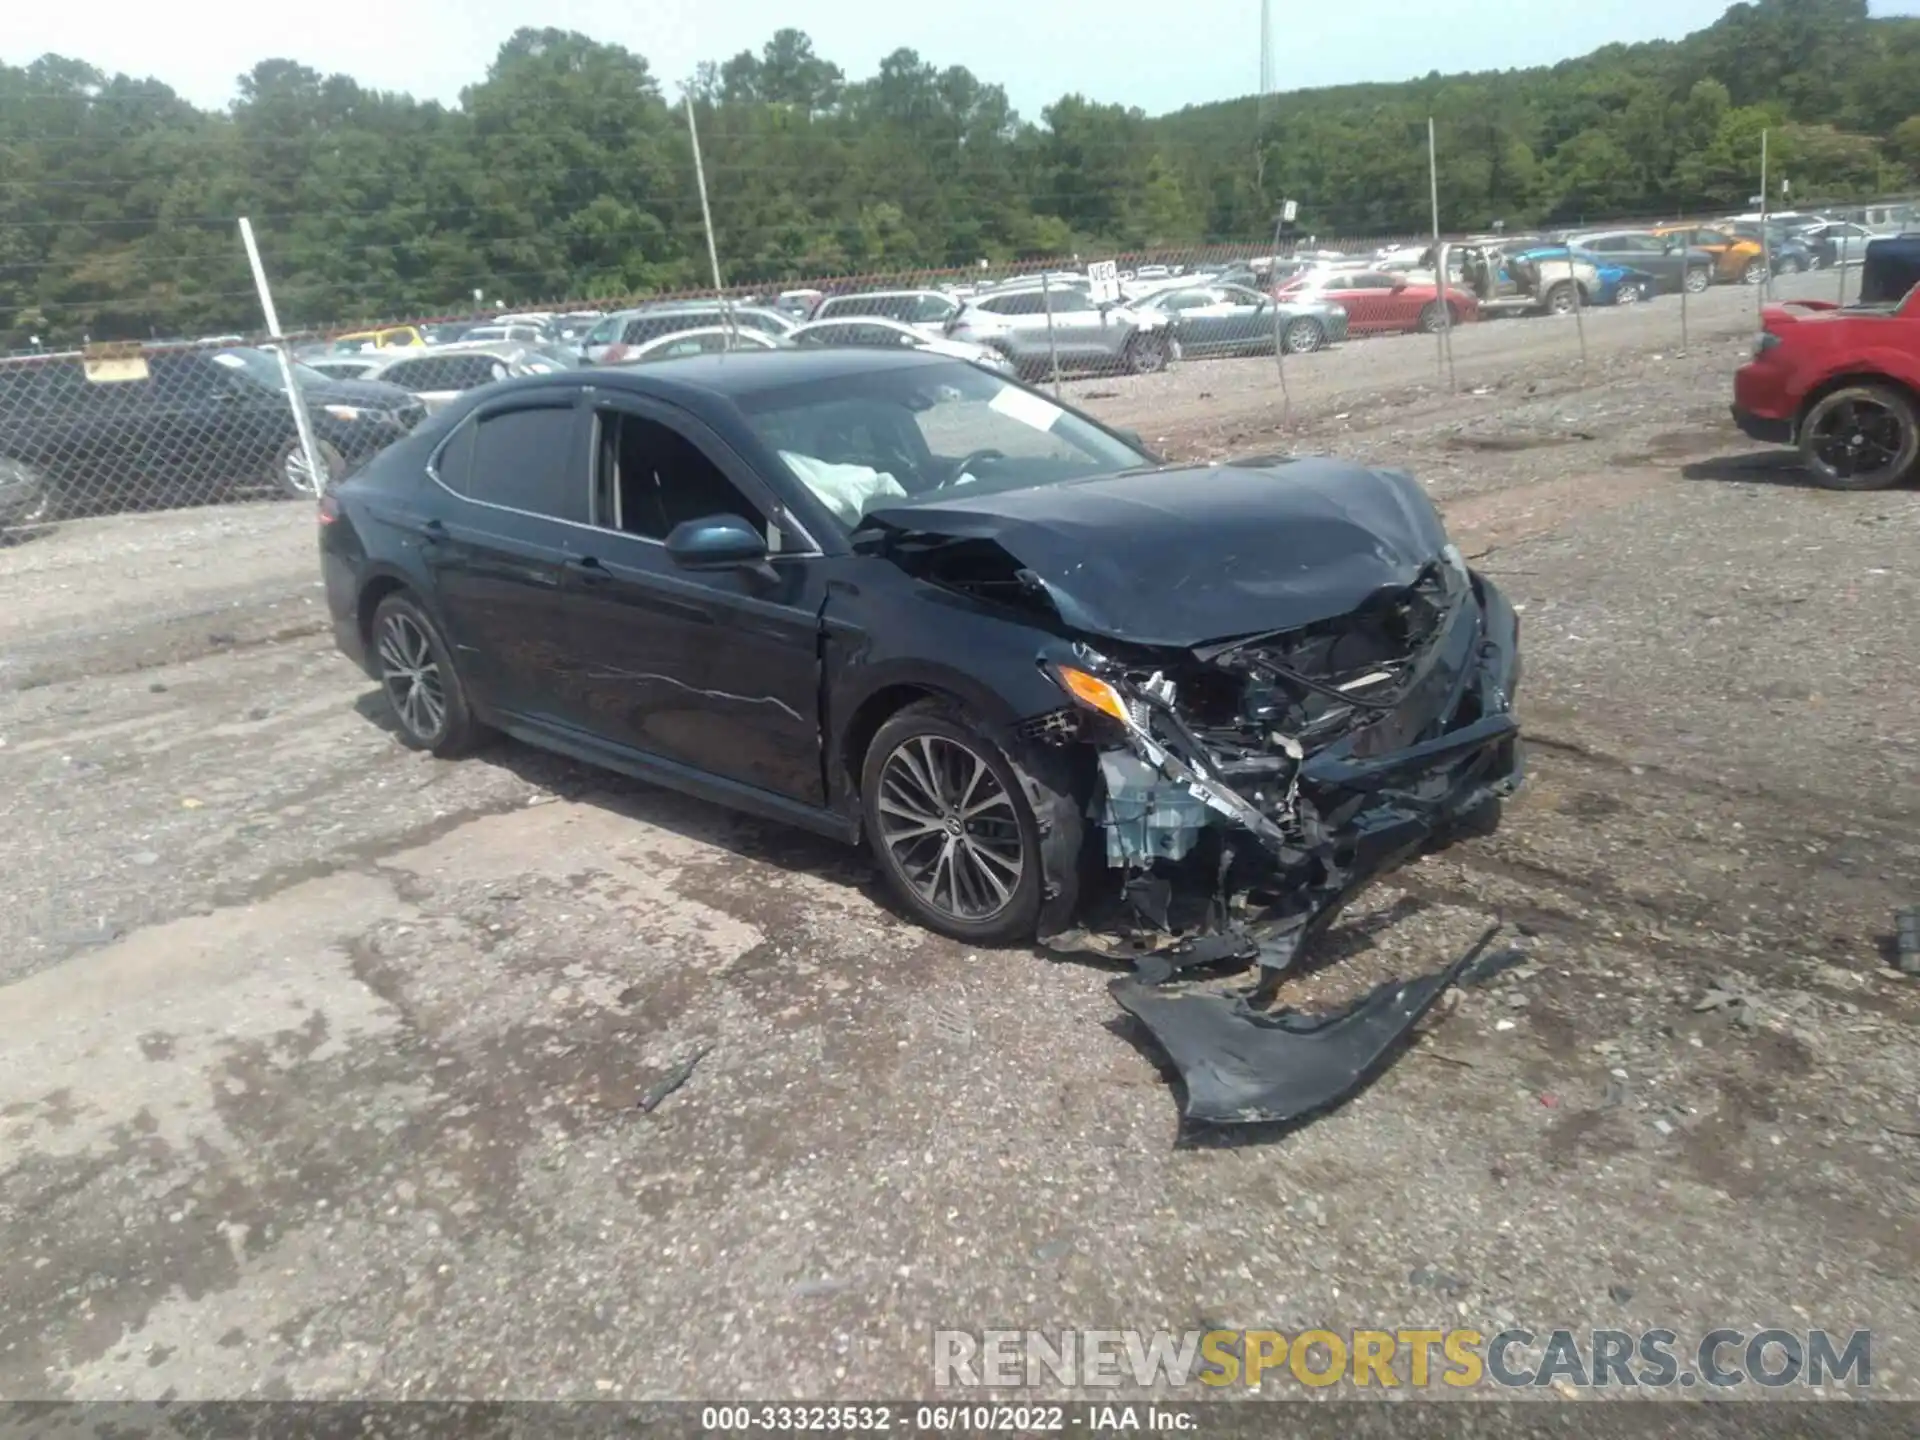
[788,317,1016,374]
[608,327,789,363]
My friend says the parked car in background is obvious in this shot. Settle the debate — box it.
[1799,219,1887,271]
[1446,238,1601,316]
[582,304,798,364]
[1649,224,1766,284]
[1276,268,1478,334]
[1131,283,1348,354]
[327,326,427,354]
[810,290,963,335]
[788,317,1015,374]
[0,344,422,517]
[610,328,791,363]
[1724,221,1818,274]
[1550,250,1662,306]
[1733,280,1920,489]
[357,342,579,414]
[307,357,382,382]
[945,286,1177,376]
[458,323,549,345]
[1564,231,1714,294]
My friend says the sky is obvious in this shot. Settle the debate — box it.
[7,0,1920,120]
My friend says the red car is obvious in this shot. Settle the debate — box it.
[1275,268,1480,336]
[1732,287,1920,490]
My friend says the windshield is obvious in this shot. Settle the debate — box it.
[735,360,1152,529]
[212,347,335,391]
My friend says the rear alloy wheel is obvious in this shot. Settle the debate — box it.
[861,700,1043,944]
[1545,283,1577,316]
[1614,281,1645,306]
[370,594,484,755]
[1683,267,1711,294]
[1797,384,1920,492]
[1417,301,1451,333]
[273,436,345,498]
[1126,333,1170,374]
[1282,317,1326,354]
[1740,258,1768,286]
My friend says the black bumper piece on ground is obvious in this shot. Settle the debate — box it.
[1113,926,1511,1127]
[1731,404,1793,445]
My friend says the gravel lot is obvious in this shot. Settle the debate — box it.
[4,270,1918,1404]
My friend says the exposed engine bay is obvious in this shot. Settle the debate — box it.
[857,459,1526,1128]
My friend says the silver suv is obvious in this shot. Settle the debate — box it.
[946,287,1176,376]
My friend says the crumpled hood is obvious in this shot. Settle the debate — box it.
[860,457,1451,647]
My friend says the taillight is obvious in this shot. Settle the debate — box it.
[317,494,341,525]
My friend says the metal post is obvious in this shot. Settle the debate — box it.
[1565,241,1587,373]
[237,218,327,497]
[1268,209,1291,424]
[1427,117,1455,390]
[1757,128,1772,311]
[1837,227,1850,306]
[1041,271,1062,399]
[685,94,735,346]
[1677,225,1691,353]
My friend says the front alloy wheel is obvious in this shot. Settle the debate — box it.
[1798,385,1920,491]
[1282,317,1326,353]
[876,735,1024,923]
[860,699,1045,943]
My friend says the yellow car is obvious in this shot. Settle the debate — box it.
[1650,225,1767,286]
[327,325,425,354]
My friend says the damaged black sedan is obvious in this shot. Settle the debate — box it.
[321,349,1522,1125]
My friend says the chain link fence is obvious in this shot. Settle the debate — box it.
[0,203,1903,542]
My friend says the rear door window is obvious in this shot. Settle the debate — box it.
[459,403,585,521]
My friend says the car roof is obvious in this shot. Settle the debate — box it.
[792,315,919,333]
[573,345,956,400]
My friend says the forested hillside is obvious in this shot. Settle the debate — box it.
[2,0,1916,343]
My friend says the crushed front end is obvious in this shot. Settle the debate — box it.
[1037,547,1524,1126]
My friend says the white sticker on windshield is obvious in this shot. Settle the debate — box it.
[988,385,1066,433]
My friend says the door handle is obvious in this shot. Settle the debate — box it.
[567,555,614,587]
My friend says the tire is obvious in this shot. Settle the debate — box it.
[1281,317,1326,354]
[1614,281,1645,306]
[1125,333,1170,375]
[860,698,1047,944]
[1682,267,1711,295]
[1417,302,1451,333]
[1797,384,1920,492]
[271,436,345,498]
[1789,256,1808,275]
[1544,283,1577,316]
[1806,253,1826,272]
[1740,258,1767,286]
[369,593,485,756]
[0,458,53,533]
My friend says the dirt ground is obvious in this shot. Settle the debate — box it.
[3,270,1918,1403]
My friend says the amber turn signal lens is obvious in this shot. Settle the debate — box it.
[1055,666,1130,724]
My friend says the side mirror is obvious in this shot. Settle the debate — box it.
[664,513,769,572]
